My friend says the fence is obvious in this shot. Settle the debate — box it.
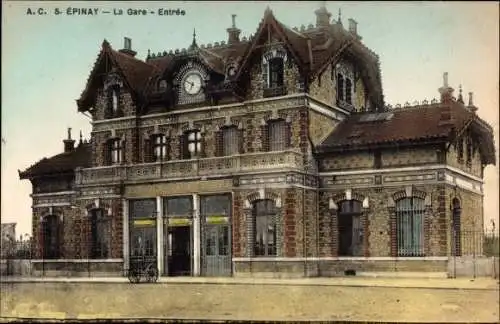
[1,229,498,278]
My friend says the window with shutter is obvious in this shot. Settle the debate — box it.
[222,126,239,156]
[268,120,286,151]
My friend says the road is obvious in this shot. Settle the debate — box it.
[1,282,499,322]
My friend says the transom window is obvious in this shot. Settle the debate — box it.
[90,208,110,259]
[152,134,169,161]
[396,197,425,257]
[268,120,287,151]
[253,199,277,257]
[223,126,239,156]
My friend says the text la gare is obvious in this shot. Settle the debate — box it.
[114,8,148,15]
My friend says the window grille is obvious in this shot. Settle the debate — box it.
[223,126,239,156]
[396,197,425,256]
[269,120,286,151]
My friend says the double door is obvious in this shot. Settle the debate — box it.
[202,224,231,276]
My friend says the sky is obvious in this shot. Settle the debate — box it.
[1,1,499,236]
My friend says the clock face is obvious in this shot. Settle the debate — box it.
[227,66,237,77]
[182,72,203,95]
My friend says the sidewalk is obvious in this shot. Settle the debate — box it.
[1,275,498,290]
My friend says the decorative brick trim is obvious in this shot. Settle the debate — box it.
[330,209,338,257]
[388,207,397,257]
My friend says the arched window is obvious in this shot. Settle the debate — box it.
[452,198,461,256]
[90,208,110,259]
[253,199,277,257]
[396,197,425,256]
[42,215,61,259]
[345,78,353,104]
[338,200,363,256]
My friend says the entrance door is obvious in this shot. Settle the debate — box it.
[167,226,191,276]
[202,224,231,276]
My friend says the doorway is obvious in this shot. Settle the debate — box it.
[202,224,231,276]
[167,226,191,276]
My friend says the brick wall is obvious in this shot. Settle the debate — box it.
[93,88,137,121]
[308,110,338,146]
[309,64,336,106]
[382,147,438,167]
[320,152,374,171]
[447,138,483,178]
[246,59,302,101]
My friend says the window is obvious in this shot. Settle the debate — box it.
[158,80,168,92]
[268,120,287,151]
[253,199,277,257]
[466,137,472,166]
[345,78,353,104]
[337,200,363,256]
[457,138,464,162]
[223,126,239,156]
[42,215,61,259]
[90,208,110,259]
[108,138,123,165]
[396,197,425,257]
[165,196,193,217]
[151,134,169,162]
[106,87,121,118]
[337,74,344,102]
[452,198,461,256]
[184,130,202,159]
[268,58,284,88]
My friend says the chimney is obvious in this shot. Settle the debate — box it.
[119,37,137,57]
[467,91,478,113]
[63,128,75,153]
[438,72,454,104]
[227,14,241,44]
[348,18,358,34]
[315,5,332,28]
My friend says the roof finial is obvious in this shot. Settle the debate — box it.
[443,72,449,88]
[190,28,198,49]
[79,130,83,144]
[457,85,464,104]
[67,127,72,140]
[231,14,236,28]
[337,8,342,25]
[468,92,473,106]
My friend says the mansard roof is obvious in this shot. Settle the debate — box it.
[317,99,496,165]
[76,7,384,111]
[18,143,91,179]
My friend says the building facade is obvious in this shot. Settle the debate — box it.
[19,6,496,277]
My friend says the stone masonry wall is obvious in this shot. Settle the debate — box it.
[247,58,302,101]
[382,147,438,167]
[447,137,483,178]
[31,198,123,260]
[319,184,448,257]
[93,87,136,121]
[320,152,374,171]
[309,64,336,107]
[308,110,339,146]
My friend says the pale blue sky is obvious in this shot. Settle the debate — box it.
[2,1,499,236]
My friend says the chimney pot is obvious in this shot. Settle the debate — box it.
[227,14,241,44]
[348,18,358,35]
[119,37,137,57]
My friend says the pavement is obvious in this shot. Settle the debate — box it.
[1,275,499,290]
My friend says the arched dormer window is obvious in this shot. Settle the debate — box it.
[262,46,288,97]
[335,62,355,109]
[337,73,345,102]
[158,79,168,92]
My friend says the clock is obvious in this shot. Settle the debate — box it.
[182,72,203,95]
[227,65,237,77]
